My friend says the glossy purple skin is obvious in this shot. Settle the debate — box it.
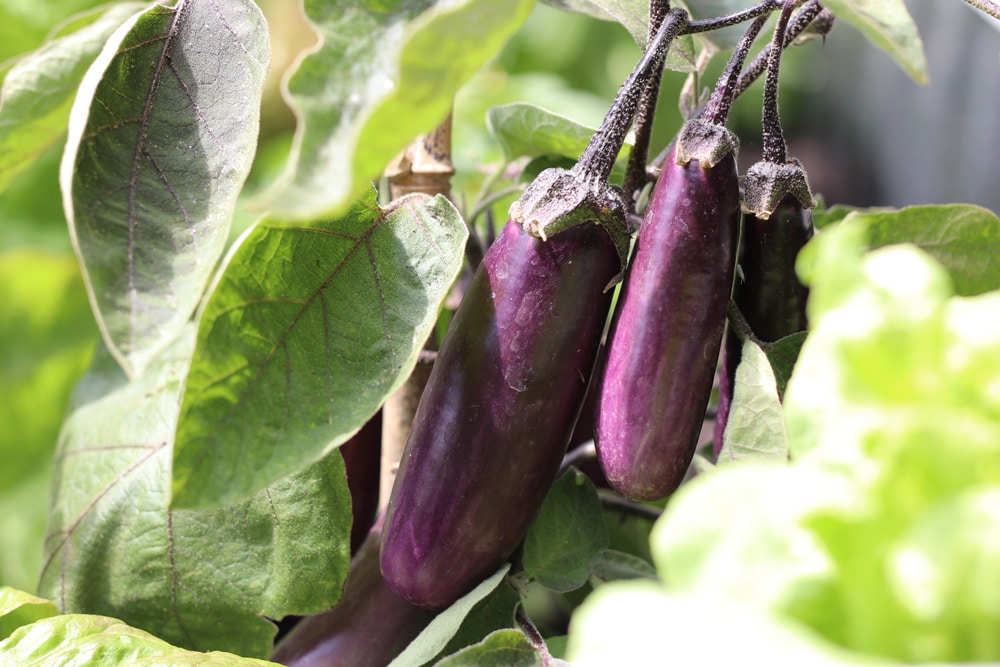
[339,412,381,554]
[380,220,618,610]
[595,146,740,501]
[714,195,813,455]
[271,518,434,667]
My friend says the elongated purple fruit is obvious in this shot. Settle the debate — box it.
[380,219,618,610]
[339,411,382,554]
[594,143,740,500]
[714,192,814,455]
[271,517,434,667]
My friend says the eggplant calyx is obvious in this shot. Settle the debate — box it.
[741,158,817,219]
[675,119,739,168]
[509,166,632,274]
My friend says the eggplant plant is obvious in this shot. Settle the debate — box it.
[2,0,1000,665]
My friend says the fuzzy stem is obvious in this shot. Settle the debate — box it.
[965,0,1000,20]
[684,0,780,34]
[622,0,671,211]
[702,13,770,126]
[735,1,828,99]
[761,0,798,163]
[574,8,689,181]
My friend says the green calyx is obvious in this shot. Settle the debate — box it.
[674,119,740,169]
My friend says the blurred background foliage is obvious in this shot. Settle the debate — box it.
[1,0,998,593]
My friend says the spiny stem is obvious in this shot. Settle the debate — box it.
[702,13,770,125]
[965,0,1000,20]
[684,0,780,34]
[735,1,829,99]
[761,0,798,163]
[574,8,689,181]
[623,0,671,211]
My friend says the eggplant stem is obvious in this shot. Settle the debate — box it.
[761,0,799,164]
[735,1,829,100]
[702,13,770,126]
[964,0,1000,20]
[574,8,689,182]
[683,0,781,34]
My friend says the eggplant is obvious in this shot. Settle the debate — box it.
[380,219,619,610]
[594,142,740,501]
[339,412,382,554]
[271,517,434,666]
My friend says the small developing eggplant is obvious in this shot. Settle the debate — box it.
[339,412,382,554]
[380,220,619,610]
[380,8,690,612]
[714,1,818,456]
[271,516,434,667]
[593,15,770,501]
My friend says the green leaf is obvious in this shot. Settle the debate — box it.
[0,614,281,666]
[588,549,657,586]
[171,189,467,509]
[40,331,352,658]
[523,469,609,593]
[389,564,511,667]
[272,0,533,221]
[439,582,520,659]
[488,103,598,165]
[540,0,648,45]
[822,0,928,85]
[435,629,543,667]
[565,583,870,666]
[761,331,806,399]
[843,204,1000,297]
[0,3,144,193]
[0,473,52,592]
[0,587,58,640]
[718,339,789,466]
[61,0,270,378]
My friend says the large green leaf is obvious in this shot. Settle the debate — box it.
[523,469,608,593]
[0,613,281,666]
[171,189,467,509]
[0,3,144,193]
[844,205,1000,297]
[717,338,788,466]
[40,331,352,658]
[61,0,270,379]
[822,0,927,84]
[271,0,533,221]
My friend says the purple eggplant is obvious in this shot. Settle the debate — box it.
[380,219,618,610]
[594,143,740,501]
[271,517,434,667]
[339,412,382,554]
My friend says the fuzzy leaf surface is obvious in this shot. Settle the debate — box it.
[40,331,352,658]
[523,469,608,593]
[0,3,144,193]
[273,0,532,220]
[822,0,928,84]
[435,629,543,667]
[61,0,270,378]
[0,614,281,665]
[171,190,467,509]
[718,339,789,466]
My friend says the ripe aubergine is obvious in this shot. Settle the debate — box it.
[380,219,619,610]
[271,517,434,667]
[594,142,740,501]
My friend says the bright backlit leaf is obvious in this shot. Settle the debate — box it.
[822,0,927,84]
[718,339,788,466]
[272,0,533,220]
[61,0,270,378]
